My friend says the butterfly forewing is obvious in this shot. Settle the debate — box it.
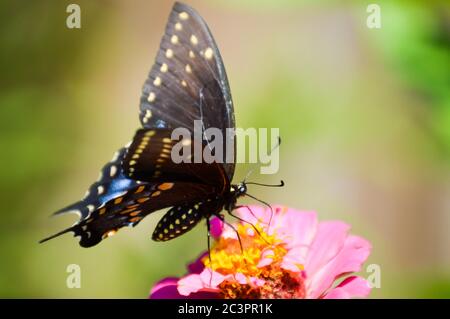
[140,2,235,181]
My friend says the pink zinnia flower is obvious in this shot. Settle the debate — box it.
[150,206,372,299]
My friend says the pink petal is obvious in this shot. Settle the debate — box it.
[233,273,266,287]
[178,269,225,296]
[199,268,228,287]
[279,211,318,269]
[210,217,224,238]
[257,249,275,268]
[177,274,204,296]
[324,276,371,299]
[252,277,266,287]
[222,205,279,238]
[150,277,184,299]
[221,224,239,239]
[282,210,317,250]
[235,273,248,284]
[280,256,305,273]
[235,205,267,225]
[304,221,350,279]
[187,252,207,274]
[307,235,371,298]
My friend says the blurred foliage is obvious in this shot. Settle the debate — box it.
[0,0,112,296]
[0,0,448,298]
[371,1,450,156]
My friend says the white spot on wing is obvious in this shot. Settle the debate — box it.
[190,35,198,45]
[160,63,168,73]
[66,209,82,218]
[110,165,117,177]
[106,230,116,238]
[143,109,152,123]
[179,12,189,20]
[204,47,214,60]
[166,49,173,58]
[153,77,162,86]
[111,151,120,162]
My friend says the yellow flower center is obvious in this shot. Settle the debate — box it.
[203,222,306,299]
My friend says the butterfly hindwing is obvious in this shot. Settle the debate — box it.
[152,204,204,242]
[53,147,139,220]
[41,181,216,247]
[152,197,223,242]
[140,2,235,181]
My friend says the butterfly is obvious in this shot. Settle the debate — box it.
[40,2,281,248]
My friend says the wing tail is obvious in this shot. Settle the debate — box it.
[39,226,74,244]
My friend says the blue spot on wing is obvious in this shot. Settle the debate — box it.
[53,147,140,219]
[98,172,136,204]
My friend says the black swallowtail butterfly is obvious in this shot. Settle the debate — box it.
[41,2,281,248]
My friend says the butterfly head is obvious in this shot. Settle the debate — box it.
[231,183,247,198]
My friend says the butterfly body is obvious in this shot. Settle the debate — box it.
[41,2,245,247]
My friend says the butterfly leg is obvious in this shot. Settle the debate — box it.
[206,217,214,287]
[217,211,245,255]
[233,205,259,222]
[242,193,275,231]
[228,206,270,245]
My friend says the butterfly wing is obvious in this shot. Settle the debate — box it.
[42,3,236,247]
[139,2,236,181]
[123,128,228,193]
[153,198,223,242]
[53,147,139,220]
[41,181,216,247]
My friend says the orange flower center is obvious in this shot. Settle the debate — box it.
[203,222,306,299]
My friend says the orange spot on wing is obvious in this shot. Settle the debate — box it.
[135,185,146,193]
[158,183,174,191]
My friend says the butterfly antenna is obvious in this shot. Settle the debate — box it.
[244,192,275,231]
[243,136,281,183]
[245,180,285,188]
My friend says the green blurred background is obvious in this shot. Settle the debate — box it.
[0,0,449,298]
